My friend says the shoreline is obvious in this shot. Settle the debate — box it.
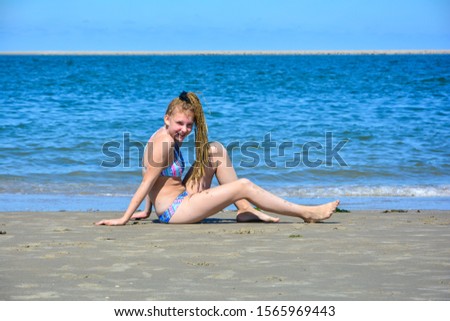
[1,210,449,300]
[1,50,450,56]
[1,193,450,212]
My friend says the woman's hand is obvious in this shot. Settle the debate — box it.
[94,218,128,226]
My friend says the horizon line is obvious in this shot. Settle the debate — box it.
[1,49,450,56]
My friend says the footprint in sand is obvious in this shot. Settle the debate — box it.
[206,270,236,280]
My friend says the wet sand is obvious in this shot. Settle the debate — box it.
[1,210,449,300]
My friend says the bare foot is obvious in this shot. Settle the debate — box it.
[303,200,340,223]
[131,210,151,220]
[236,208,280,223]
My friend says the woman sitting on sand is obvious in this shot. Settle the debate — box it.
[95,92,339,226]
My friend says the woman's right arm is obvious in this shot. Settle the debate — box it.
[95,136,170,226]
[94,166,161,226]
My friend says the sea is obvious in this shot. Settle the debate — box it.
[1,54,449,211]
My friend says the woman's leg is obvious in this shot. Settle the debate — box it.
[183,142,279,222]
[170,178,339,224]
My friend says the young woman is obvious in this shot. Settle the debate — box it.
[95,92,339,226]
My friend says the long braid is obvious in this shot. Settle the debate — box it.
[186,92,209,185]
[165,92,209,186]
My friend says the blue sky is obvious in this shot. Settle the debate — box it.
[1,0,449,51]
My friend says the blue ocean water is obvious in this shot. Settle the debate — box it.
[1,54,449,211]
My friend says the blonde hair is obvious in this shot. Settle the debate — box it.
[165,91,209,186]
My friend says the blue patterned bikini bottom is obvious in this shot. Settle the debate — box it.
[158,191,188,223]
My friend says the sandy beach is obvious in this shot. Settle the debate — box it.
[1,209,449,301]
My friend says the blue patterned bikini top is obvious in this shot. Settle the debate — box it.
[160,143,185,177]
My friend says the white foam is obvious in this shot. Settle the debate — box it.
[272,185,450,198]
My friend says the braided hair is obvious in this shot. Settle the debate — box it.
[165,92,209,186]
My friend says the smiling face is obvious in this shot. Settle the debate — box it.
[164,108,195,143]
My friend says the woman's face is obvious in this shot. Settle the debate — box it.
[164,110,194,143]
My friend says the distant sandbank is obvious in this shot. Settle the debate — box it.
[1,50,450,56]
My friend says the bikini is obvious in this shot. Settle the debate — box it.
[157,143,188,223]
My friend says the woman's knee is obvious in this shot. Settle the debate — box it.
[208,141,230,165]
[237,178,253,189]
[208,141,226,156]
